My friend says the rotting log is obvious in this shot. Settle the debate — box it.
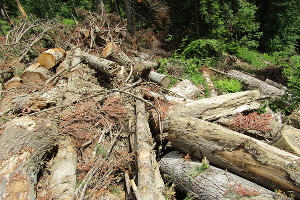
[265,79,287,91]
[167,117,300,197]
[102,41,133,66]
[0,116,57,200]
[273,125,300,156]
[160,151,290,200]
[135,98,165,200]
[169,79,202,99]
[148,71,170,88]
[5,76,22,89]
[21,63,51,84]
[38,48,66,69]
[228,70,285,98]
[49,137,77,200]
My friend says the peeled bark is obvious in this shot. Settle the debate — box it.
[167,117,300,197]
[38,48,66,69]
[135,99,165,200]
[273,126,300,156]
[228,70,285,98]
[21,63,51,84]
[0,116,57,200]
[160,151,290,200]
[5,76,22,89]
[149,71,170,88]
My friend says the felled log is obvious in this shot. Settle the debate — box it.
[201,68,217,97]
[135,99,165,200]
[290,108,300,129]
[273,126,300,156]
[49,137,77,199]
[169,79,202,99]
[160,151,290,200]
[5,76,22,89]
[21,63,50,84]
[265,79,287,91]
[80,50,120,77]
[38,48,66,69]
[149,71,170,88]
[167,117,300,197]
[0,116,57,200]
[102,41,133,66]
[228,70,285,98]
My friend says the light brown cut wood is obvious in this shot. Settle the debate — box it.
[5,76,22,89]
[21,63,51,84]
[38,48,66,69]
[0,116,57,200]
[228,70,285,98]
[148,71,170,88]
[167,117,300,197]
[160,151,290,200]
[101,41,133,66]
[135,99,165,200]
[273,125,300,156]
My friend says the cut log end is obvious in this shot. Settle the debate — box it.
[21,63,50,84]
[5,76,22,89]
[38,48,66,69]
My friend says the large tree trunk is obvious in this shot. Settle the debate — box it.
[135,99,165,200]
[123,0,134,35]
[167,117,300,197]
[160,151,291,200]
[228,70,285,98]
[0,116,57,200]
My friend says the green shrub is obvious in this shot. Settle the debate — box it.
[181,39,224,59]
[62,18,76,26]
[215,78,242,93]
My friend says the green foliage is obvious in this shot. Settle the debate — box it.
[236,47,276,68]
[181,39,224,59]
[215,78,242,93]
[62,18,76,26]
[282,55,300,93]
[0,19,11,35]
[95,144,107,157]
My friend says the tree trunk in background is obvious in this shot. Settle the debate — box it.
[16,0,27,18]
[114,0,121,16]
[123,0,134,35]
[194,0,200,37]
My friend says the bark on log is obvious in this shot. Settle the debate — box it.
[0,116,57,200]
[168,90,261,120]
[20,63,50,84]
[265,79,287,91]
[80,50,120,77]
[228,70,285,98]
[149,71,170,88]
[273,126,300,156]
[135,99,165,200]
[5,76,22,89]
[38,48,66,69]
[169,79,202,99]
[49,137,77,200]
[102,41,133,66]
[160,151,290,200]
[167,117,300,197]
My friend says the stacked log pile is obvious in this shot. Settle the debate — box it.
[1,37,300,200]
